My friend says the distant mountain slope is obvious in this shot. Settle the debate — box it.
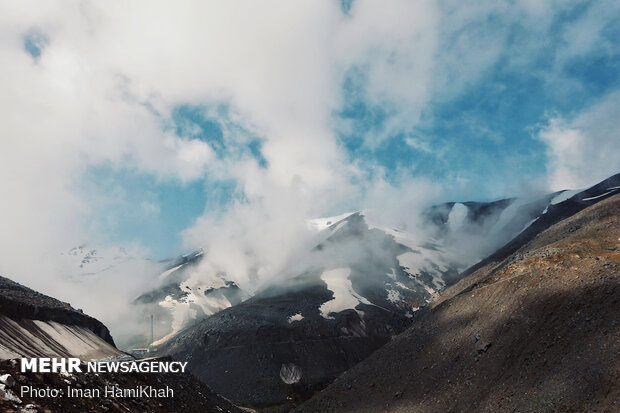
[158,213,431,409]
[0,274,122,360]
[297,193,620,412]
[461,173,620,278]
[134,250,249,346]
[60,245,139,277]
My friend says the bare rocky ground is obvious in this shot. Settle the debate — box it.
[0,358,248,413]
[297,194,620,412]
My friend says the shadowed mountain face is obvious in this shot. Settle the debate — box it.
[296,193,620,412]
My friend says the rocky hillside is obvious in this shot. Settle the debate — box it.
[0,275,121,360]
[296,193,620,412]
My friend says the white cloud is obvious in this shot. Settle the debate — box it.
[333,0,439,139]
[405,137,433,153]
[539,90,620,191]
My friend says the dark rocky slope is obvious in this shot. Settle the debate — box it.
[0,275,115,346]
[297,193,620,412]
[0,275,123,360]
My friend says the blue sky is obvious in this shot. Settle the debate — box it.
[80,103,266,257]
[2,0,619,263]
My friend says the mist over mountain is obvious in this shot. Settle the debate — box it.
[133,189,552,350]
[123,173,618,409]
[297,179,620,413]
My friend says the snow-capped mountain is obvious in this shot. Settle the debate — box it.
[134,250,248,346]
[154,199,552,406]
[156,173,620,409]
[291,192,558,320]
[135,190,561,349]
[57,245,160,281]
[141,193,552,347]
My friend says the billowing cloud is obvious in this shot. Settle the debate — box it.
[539,90,620,191]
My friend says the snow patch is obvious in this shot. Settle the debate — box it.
[583,190,616,201]
[551,189,582,205]
[287,313,304,323]
[397,251,446,290]
[153,279,240,346]
[360,211,419,250]
[396,281,413,291]
[519,217,538,233]
[152,295,198,347]
[158,263,185,280]
[308,212,358,232]
[319,268,370,319]
[386,289,402,304]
